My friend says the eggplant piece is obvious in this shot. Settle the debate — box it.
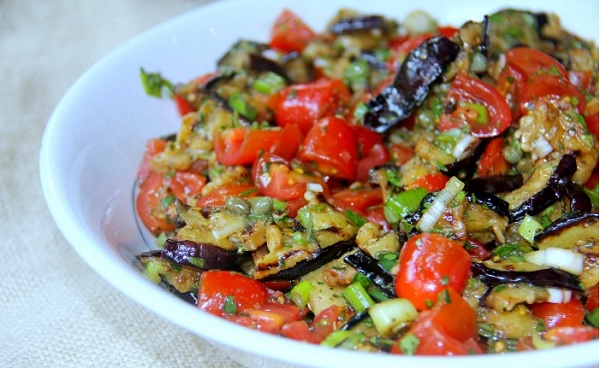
[565,183,592,213]
[216,39,269,70]
[161,239,242,270]
[329,15,389,34]
[471,261,584,292]
[363,36,460,133]
[248,53,292,84]
[343,250,396,299]
[467,191,510,218]
[464,175,524,194]
[509,154,577,222]
[441,140,487,179]
[340,310,369,331]
[260,239,356,281]
[535,212,599,253]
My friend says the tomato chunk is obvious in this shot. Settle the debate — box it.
[438,72,512,138]
[270,9,316,53]
[530,298,586,329]
[197,270,269,316]
[395,233,471,310]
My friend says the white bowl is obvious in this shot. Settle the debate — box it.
[40,0,599,367]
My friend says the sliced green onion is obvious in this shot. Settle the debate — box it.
[290,280,313,308]
[343,282,375,313]
[416,176,465,232]
[253,71,286,94]
[344,59,369,91]
[143,261,168,284]
[524,247,585,275]
[398,333,420,355]
[531,334,556,350]
[384,187,428,223]
[518,214,544,244]
[368,298,418,337]
[460,101,489,124]
[320,330,355,347]
[228,92,257,120]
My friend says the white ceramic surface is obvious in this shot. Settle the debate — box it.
[40,0,599,367]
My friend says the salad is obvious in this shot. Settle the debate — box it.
[135,7,599,356]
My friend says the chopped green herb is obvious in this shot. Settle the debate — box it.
[345,209,366,228]
[188,257,205,269]
[160,194,175,208]
[223,295,237,314]
[587,307,599,328]
[399,333,420,355]
[140,67,173,98]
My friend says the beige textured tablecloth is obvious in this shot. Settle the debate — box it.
[0,1,242,366]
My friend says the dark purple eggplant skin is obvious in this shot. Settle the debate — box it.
[535,212,599,243]
[471,262,584,292]
[248,53,292,83]
[464,175,524,194]
[509,153,578,222]
[441,140,487,179]
[363,36,460,133]
[467,191,510,218]
[260,239,356,281]
[565,183,592,213]
[328,15,388,34]
[160,239,241,270]
[344,250,396,299]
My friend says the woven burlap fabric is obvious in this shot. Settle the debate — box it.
[0,1,242,367]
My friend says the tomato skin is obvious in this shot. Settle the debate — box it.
[214,127,281,166]
[438,72,512,138]
[136,172,175,235]
[174,94,195,116]
[585,109,599,141]
[465,237,491,261]
[328,187,383,216]
[352,125,390,182]
[168,171,206,204]
[137,138,167,184]
[281,305,347,344]
[406,173,449,192]
[197,270,270,316]
[395,233,471,311]
[196,184,258,208]
[496,63,527,121]
[586,285,599,311]
[530,298,586,329]
[272,78,350,135]
[389,144,415,166]
[252,153,327,201]
[269,123,304,160]
[269,9,316,53]
[298,116,359,180]
[477,137,510,177]
[394,288,480,356]
[520,73,587,115]
[504,47,568,80]
[544,326,600,345]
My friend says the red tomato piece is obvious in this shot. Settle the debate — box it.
[173,94,195,116]
[389,144,415,166]
[328,187,383,216]
[281,305,347,344]
[269,123,304,160]
[365,205,393,231]
[252,153,327,201]
[272,78,351,135]
[197,270,269,316]
[387,33,434,72]
[496,63,527,121]
[396,288,480,356]
[530,298,586,329]
[520,73,587,115]
[214,127,281,166]
[137,138,167,184]
[504,47,568,80]
[269,9,316,53]
[585,108,599,141]
[477,137,510,177]
[298,116,359,180]
[395,233,471,310]
[544,326,600,345]
[438,72,512,138]
[168,171,206,204]
[406,173,450,192]
[196,184,258,208]
[352,125,390,182]
[465,237,491,261]
[135,172,175,235]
